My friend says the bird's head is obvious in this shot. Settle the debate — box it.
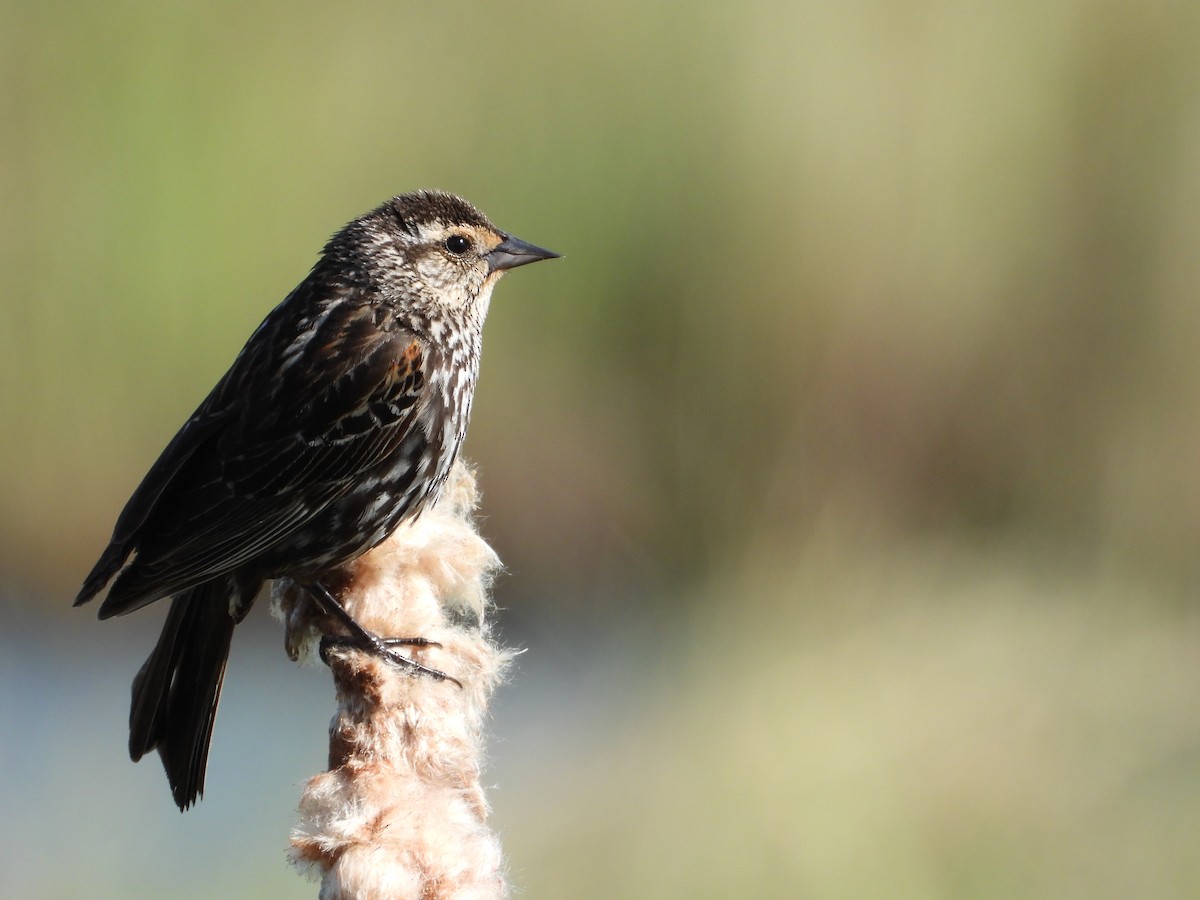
[329,190,558,320]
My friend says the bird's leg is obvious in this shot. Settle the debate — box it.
[301,582,462,688]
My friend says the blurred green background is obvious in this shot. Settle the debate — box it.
[3,1,1200,897]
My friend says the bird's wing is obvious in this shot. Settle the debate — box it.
[84,284,432,615]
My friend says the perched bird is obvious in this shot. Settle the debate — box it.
[74,190,558,810]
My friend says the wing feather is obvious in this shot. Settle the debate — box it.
[91,283,430,617]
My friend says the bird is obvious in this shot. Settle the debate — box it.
[74,190,558,810]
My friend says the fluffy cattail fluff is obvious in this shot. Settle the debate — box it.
[272,461,511,900]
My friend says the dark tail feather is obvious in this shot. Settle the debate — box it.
[129,576,257,810]
[74,540,130,607]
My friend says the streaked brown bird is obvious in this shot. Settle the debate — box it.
[74,190,558,810]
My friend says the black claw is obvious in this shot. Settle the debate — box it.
[382,636,443,649]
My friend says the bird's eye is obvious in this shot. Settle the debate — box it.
[444,234,472,256]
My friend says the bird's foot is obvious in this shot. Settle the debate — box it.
[318,634,460,686]
[302,582,463,688]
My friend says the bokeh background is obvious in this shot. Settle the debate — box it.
[3,1,1200,897]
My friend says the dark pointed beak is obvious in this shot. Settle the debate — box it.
[486,234,561,272]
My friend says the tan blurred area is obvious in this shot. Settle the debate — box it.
[2,1,1199,897]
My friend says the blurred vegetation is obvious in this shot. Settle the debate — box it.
[3,0,1200,896]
